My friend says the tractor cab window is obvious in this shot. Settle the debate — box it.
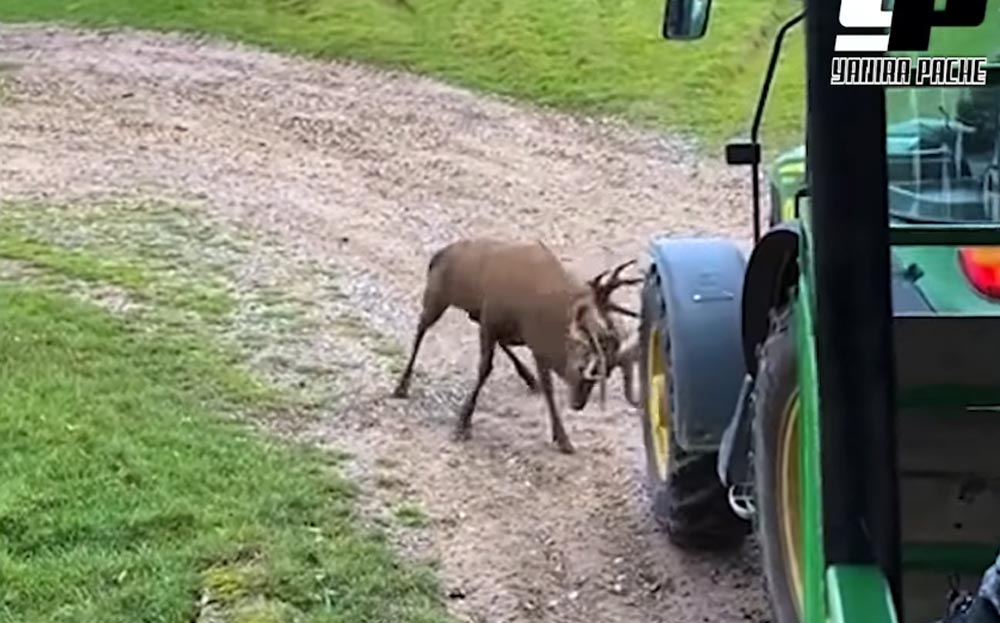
[885,79,1000,224]
[883,4,1000,226]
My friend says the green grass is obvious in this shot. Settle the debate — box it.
[0,227,232,318]
[0,283,450,622]
[0,0,808,149]
[0,203,234,319]
[393,504,428,529]
[3,1,1000,153]
[0,230,148,290]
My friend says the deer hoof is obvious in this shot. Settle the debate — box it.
[391,385,409,399]
[555,438,576,454]
[452,426,472,442]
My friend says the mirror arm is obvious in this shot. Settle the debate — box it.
[751,11,805,144]
[749,10,806,243]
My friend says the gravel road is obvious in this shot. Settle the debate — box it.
[0,24,768,623]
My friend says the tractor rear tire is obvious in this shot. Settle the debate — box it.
[638,271,751,551]
[752,305,803,623]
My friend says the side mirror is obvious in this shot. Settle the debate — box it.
[662,0,712,40]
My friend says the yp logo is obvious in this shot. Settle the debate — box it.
[831,0,989,86]
[836,0,986,52]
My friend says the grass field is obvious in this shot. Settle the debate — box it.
[0,0,808,150]
[0,207,450,623]
[3,1,1000,152]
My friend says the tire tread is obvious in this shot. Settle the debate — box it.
[639,269,750,552]
[752,305,801,623]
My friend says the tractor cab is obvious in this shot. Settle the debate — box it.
[635,1,1000,623]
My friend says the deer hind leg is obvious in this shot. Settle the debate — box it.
[500,344,538,392]
[534,360,574,454]
[392,286,448,399]
[454,325,497,441]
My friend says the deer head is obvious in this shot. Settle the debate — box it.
[564,258,644,411]
[564,298,622,411]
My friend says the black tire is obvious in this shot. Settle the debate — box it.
[638,270,751,551]
[752,305,802,623]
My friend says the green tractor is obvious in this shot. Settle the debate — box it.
[634,1,1000,622]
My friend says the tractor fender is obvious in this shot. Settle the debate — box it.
[717,223,799,489]
[717,373,754,488]
[740,222,801,378]
[737,223,933,374]
[720,224,931,489]
[646,237,748,453]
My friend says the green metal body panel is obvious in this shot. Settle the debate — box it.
[826,566,900,623]
[903,544,1000,574]
[767,112,1000,622]
[795,248,826,623]
[893,246,1000,313]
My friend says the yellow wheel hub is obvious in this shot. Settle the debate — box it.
[646,327,670,480]
[778,393,804,614]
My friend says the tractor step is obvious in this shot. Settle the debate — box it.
[726,482,756,520]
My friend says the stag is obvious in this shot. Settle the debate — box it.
[391,238,641,453]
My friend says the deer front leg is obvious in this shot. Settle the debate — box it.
[620,360,639,407]
[600,334,640,408]
[392,323,427,398]
[453,327,497,442]
[534,361,574,454]
[393,299,447,398]
[500,344,538,392]
[616,338,641,407]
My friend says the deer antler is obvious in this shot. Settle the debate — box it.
[606,302,639,318]
[588,259,636,290]
[587,269,612,290]
[591,259,641,305]
[607,258,637,283]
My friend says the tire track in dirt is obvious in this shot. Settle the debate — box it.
[0,24,768,623]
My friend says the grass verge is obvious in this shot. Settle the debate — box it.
[0,212,449,622]
[0,201,235,320]
[3,2,1000,156]
[0,0,807,150]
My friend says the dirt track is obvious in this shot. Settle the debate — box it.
[0,24,768,623]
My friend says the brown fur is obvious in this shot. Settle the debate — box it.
[392,238,639,453]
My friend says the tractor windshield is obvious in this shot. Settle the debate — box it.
[885,82,1000,224]
[884,12,1000,224]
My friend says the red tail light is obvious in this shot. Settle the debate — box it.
[958,247,1000,299]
